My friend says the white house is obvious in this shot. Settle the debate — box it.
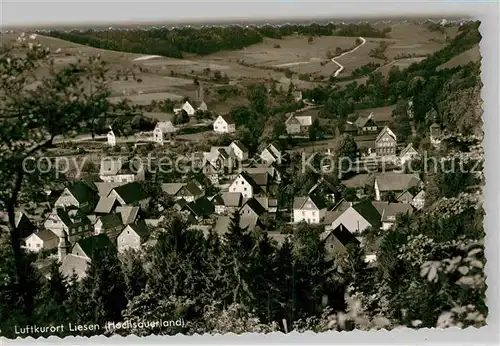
[25,230,58,253]
[375,126,397,157]
[116,222,150,253]
[398,143,419,165]
[153,121,177,145]
[259,144,282,165]
[330,201,381,235]
[228,172,259,199]
[374,173,423,201]
[411,190,426,210]
[229,140,249,162]
[174,101,196,117]
[213,114,236,133]
[54,181,96,212]
[371,201,413,231]
[285,111,315,135]
[292,195,327,224]
[107,129,116,147]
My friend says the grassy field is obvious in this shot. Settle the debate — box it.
[437,44,481,70]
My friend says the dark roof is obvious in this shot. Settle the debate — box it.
[182,182,203,197]
[241,198,266,216]
[219,114,235,125]
[98,213,123,229]
[112,182,148,204]
[75,234,116,260]
[33,229,58,242]
[127,220,150,240]
[68,181,97,205]
[183,197,215,217]
[231,140,248,153]
[326,224,360,253]
[352,201,382,228]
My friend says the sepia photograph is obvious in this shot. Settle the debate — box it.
[0,1,496,342]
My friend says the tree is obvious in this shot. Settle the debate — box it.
[308,36,314,44]
[0,39,134,307]
[35,261,69,327]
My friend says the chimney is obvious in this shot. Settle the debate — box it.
[58,232,70,262]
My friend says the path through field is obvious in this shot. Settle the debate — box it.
[331,37,366,77]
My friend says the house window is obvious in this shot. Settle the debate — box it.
[37,244,40,248]
[330,244,334,249]
[302,211,305,216]
[312,211,316,216]
[244,187,247,191]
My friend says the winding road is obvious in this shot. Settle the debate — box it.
[331,37,366,77]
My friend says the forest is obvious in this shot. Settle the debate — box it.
[0,20,486,338]
[44,22,390,58]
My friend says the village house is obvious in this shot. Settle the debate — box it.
[108,182,150,210]
[374,173,423,201]
[181,197,215,222]
[0,211,38,240]
[54,181,97,213]
[94,181,128,198]
[229,140,249,162]
[411,190,426,210]
[116,221,150,253]
[107,128,116,147]
[285,112,315,135]
[153,121,177,145]
[354,112,378,134]
[254,197,278,213]
[239,198,267,230]
[59,233,116,280]
[398,143,419,165]
[173,101,205,117]
[259,144,283,165]
[44,208,93,243]
[396,190,414,204]
[308,178,337,203]
[212,192,243,215]
[213,114,236,133]
[330,201,382,235]
[94,213,124,240]
[322,223,360,257]
[371,201,414,231]
[162,182,203,202]
[99,158,145,183]
[24,229,59,253]
[375,126,397,158]
[293,195,327,224]
[228,172,267,199]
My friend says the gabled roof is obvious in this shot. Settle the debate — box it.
[155,121,177,133]
[74,234,116,260]
[125,220,150,240]
[55,208,89,227]
[30,229,58,242]
[231,140,249,153]
[324,223,360,252]
[236,172,261,189]
[115,206,140,224]
[285,113,301,125]
[331,199,353,212]
[293,194,327,210]
[161,183,186,196]
[100,159,143,177]
[396,190,414,203]
[97,213,123,229]
[220,192,243,207]
[342,174,375,189]
[322,210,342,225]
[376,126,397,142]
[181,182,204,197]
[375,173,422,192]
[241,198,266,216]
[112,182,149,204]
[308,178,336,195]
[60,254,90,279]
[183,197,214,218]
[400,143,418,157]
[354,112,377,128]
[352,201,382,228]
[371,201,413,223]
[67,181,96,205]
[217,114,235,125]
[94,196,117,214]
[95,182,127,198]
[245,172,269,187]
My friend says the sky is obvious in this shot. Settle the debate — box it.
[0,0,494,29]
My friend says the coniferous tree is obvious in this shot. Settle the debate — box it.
[35,261,69,327]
